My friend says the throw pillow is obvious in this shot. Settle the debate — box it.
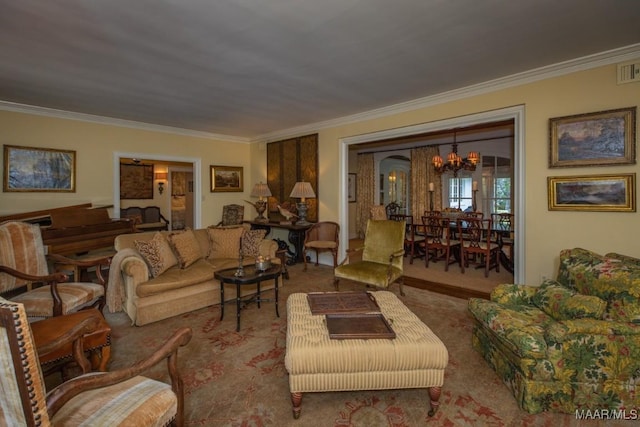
[207,226,244,259]
[242,229,267,258]
[134,232,178,277]
[167,229,203,268]
[532,282,606,321]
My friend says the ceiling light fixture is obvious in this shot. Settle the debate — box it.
[432,130,479,177]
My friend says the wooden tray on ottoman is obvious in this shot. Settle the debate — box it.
[325,313,396,339]
[307,291,380,315]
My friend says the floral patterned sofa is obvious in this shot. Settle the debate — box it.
[468,248,640,413]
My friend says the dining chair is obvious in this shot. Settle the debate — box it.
[302,221,340,271]
[491,212,514,261]
[419,215,460,271]
[0,221,110,320]
[0,297,192,427]
[390,214,425,264]
[457,216,501,277]
[385,202,401,218]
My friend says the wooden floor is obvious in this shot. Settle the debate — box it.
[349,239,514,300]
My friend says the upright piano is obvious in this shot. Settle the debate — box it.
[0,203,135,256]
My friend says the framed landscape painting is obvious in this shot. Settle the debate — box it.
[548,173,635,212]
[549,107,636,168]
[210,165,243,192]
[3,145,76,192]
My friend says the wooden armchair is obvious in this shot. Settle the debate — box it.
[334,219,406,296]
[0,221,110,319]
[302,221,340,271]
[216,204,245,227]
[0,297,192,426]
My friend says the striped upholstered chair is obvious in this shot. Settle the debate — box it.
[0,297,192,426]
[0,221,110,319]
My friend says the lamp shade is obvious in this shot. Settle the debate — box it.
[289,182,316,200]
[250,182,272,199]
[155,172,168,180]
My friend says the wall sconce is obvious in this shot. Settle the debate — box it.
[289,182,316,226]
[247,182,272,222]
[155,172,168,195]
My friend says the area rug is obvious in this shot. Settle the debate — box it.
[104,264,626,426]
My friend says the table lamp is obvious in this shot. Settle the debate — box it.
[249,182,272,222]
[289,182,315,226]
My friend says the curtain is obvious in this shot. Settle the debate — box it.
[410,146,441,223]
[355,153,375,239]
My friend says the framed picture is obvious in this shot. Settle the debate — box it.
[348,173,357,203]
[549,107,636,168]
[120,163,154,199]
[210,165,243,192]
[548,173,635,212]
[3,145,76,192]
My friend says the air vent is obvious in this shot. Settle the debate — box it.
[617,61,640,84]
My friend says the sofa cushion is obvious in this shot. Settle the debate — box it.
[532,283,606,321]
[207,227,243,259]
[167,229,202,268]
[468,298,552,358]
[241,229,267,258]
[134,232,178,278]
[136,259,215,297]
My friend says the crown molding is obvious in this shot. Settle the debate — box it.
[255,43,640,143]
[1,43,638,145]
[0,100,251,143]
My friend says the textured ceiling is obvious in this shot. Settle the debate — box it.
[1,0,639,139]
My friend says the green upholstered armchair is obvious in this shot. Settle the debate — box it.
[468,248,640,414]
[334,219,406,296]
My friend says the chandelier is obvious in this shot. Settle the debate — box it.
[432,131,479,177]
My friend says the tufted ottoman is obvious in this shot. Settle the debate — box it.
[285,291,448,419]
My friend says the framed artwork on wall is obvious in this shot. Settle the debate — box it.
[549,107,636,168]
[3,144,76,192]
[547,173,635,212]
[210,165,243,192]
[120,163,154,199]
[348,173,357,203]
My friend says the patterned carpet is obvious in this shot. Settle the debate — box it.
[102,264,624,426]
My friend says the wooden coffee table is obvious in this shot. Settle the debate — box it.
[216,264,281,331]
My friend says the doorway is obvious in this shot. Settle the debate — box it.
[339,106,525,285]
[112,152,202,229]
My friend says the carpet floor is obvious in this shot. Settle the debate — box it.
[102,264,625,426]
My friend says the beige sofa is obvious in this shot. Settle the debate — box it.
[109,226,280,326]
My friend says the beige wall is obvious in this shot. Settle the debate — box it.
[257,63,639,284]
[1,62,638,285]
[0,111,252,226]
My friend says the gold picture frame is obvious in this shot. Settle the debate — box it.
[549,107,636,168]
[210,165,243,192]
[548,173,635,212]
[3,144,76,192]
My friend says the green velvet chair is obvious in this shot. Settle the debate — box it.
[334,219,406,296]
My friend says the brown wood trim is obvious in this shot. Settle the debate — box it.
[403,276,490,300]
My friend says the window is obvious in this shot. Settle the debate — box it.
[447,176,473,211]
[482,156,512,213]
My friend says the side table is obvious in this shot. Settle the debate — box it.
[216,264,282,332]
